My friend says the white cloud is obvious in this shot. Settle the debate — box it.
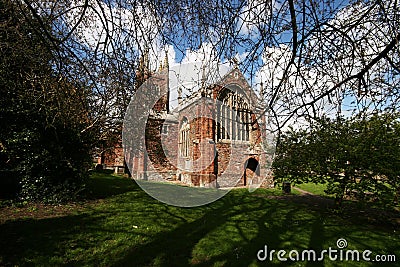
[168,43,231,110]
[255,44,291,87]
[236,0,281,37]
[254,0,400,131]
[255,44,338,131]
[61,0,159,57]
[181,43,217,64]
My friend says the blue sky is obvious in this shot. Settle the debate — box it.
[62,0,395,124]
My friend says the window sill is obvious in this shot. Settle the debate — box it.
[217,139,250,144]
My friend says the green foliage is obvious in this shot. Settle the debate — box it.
[273,114,400,208]
[0,0,95,202]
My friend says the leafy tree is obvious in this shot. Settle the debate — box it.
[0,0,95,202]
[353,114,400,206]
[273,114,400,208]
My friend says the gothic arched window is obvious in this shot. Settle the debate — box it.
[179,118,190,157]
[216,88,250,142]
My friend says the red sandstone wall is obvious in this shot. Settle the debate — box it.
[128,67,273,188]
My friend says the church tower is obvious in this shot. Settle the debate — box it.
[135,47,150,90]
[134,48,170,114]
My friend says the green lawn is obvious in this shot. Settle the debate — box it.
[0,172,398,266]
[295,182,330,196]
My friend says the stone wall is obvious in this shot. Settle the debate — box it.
[127,67,274,188]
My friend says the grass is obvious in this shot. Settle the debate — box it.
[0,172,399,266]
[294,182,330,196]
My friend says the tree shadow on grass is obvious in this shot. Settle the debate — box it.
[0,187,399,267]
[0,187,159,266]
[85,172,140,199]
[112,194,261,266]
[110,194,365,266]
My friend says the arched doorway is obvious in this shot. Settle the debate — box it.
[243,158,260,186]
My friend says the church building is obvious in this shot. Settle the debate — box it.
[123,53,274,188]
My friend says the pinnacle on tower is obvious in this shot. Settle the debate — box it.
[143,47,149,72]
[231,57,239,68]
[164,50,169,70]
[260,80,264,99]
[201,64,207,97]
[178,86,182,104]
